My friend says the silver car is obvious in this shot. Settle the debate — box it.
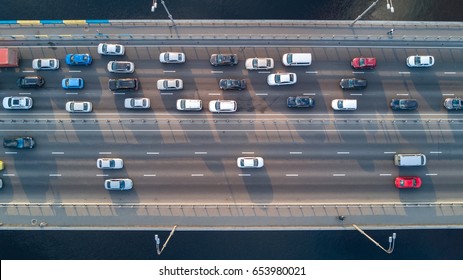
[3,96,33,109]
[65,101,92,113]
[32,58,59,70]
[406,55,434,67]
[267,73,297,86]
[104,178,133,190]
[176,99,202,111]
[209,100,237,113]
[157,79,183,90]
[97,43,125,55]
[107,61,135,73]
[124,98,150,109]
[159,52,185,63]
[97,158,124,169]
[237,157,264,168]
[245,57,274,70]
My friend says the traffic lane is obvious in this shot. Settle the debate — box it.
[3,154,461,204]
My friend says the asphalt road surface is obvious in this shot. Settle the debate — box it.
[1,43,463,208]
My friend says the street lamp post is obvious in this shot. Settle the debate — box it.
[350,0,395,26]
[353,224,397,254]
[151,0,176,27]
[154,225,178,255]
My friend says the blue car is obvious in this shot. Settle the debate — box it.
[62,78,84,89]
[65,53,92,66]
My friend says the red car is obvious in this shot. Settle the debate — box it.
[395,176,422,189]
[351,57,376,69]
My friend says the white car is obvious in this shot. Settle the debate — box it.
[245,57,274,70]
[97,43,125,55]
[176,99,202,111]
[124,98,150,109]
[157,79,183,90]
[237,157,264,168]
[267,73,297,86]
[104,178,133,190]
[406,55,434,67]
[65,101,92,113]
[209,100,237,113]
[32,58,59,70]
[97,158,124,169]
[107,61,135,73]
[3,96,33,109]
[159,52,185,63]
[331,99,357,110]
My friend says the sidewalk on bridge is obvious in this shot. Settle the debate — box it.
[1,20,463,43]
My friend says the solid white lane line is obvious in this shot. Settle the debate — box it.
[99,152,112,155]
[426,173,438,176]
[18,92,31,95]
[290,152,302,155]
[444,72,456,74]
[143,174,157,177]
[337,152,350,154]
[195,152,207,155]
[380,174,392,176]
[241,152,254,155]
[3,174,15,177]
[239,174,251,177]
[286,174,299,177]
[163,70,176,73]
[146,152,159,155]
[96,174,108,177]
[51,152,64,155]
[191,174,204,177]
[430,151,442,154]
[49,174,61,177]
[160,92,173,95]
[211,71,223,74]
[333,174,346,176]
[384,152,396,154]
[5,152,17,154]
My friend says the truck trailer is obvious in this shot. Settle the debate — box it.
[0,48,19,67]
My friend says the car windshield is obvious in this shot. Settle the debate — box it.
[453,99,462,107]
[180,100,185,108]
[337,100,344,108]
[275,75,281,83]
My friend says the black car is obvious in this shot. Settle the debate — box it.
[287,96,315,108]
[16,76,45,88]
[219,79,247,90]
[108,78,139,91]
[3,136,35,149]
[390,99,418,110]
[210,54,238,66]
[339,78,367,90]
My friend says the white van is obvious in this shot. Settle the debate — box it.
[282,53,312,66]
[331,99,357,110]
[394,154,426,167]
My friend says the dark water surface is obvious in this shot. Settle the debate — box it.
[1,229,463,259]
[2,0,463,260]
[2,0,463,21]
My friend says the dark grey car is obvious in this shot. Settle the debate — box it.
[17,76,45,88]
[339,78,367,89]
[390,99,418,110]
[219,79,246,90]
